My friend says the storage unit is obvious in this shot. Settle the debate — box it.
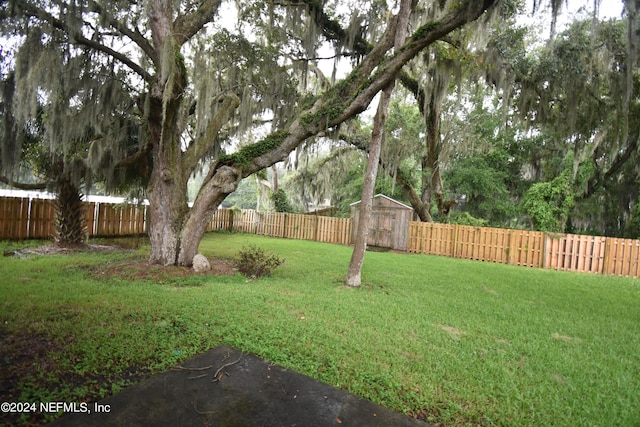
[350,194,413,251]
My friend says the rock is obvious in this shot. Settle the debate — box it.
[192,254,210,273]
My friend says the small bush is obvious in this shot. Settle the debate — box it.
[236,244,284,278]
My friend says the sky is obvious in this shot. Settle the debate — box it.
[521,0,625,35]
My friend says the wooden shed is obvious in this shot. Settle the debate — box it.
[350,194,413,251]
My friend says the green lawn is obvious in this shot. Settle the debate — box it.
[1,233,639,426]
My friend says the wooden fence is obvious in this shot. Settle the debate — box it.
[0,196,147,239]
[207,209,352,246]
[604,237,640,277]
[2,196,639,278]
[0,197,56,239]
[408,222,544,268]
[408,221,640,278]
[87,202,148,237]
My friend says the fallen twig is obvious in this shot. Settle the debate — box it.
[187,373,209,380]
[171,365,213,371]
[213,352,243,382]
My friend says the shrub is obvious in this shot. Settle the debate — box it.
[451,211,488,227]
[235,244,284,278]
[270,189,294,213]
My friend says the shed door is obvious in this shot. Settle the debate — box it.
[368,211,394,248]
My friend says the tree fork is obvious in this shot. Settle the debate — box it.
[165,0,500,266]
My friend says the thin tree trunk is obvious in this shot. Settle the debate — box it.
[345,0,412,287]
[345,84,394,287]
[272,165,279,192]
[425,90,446,218]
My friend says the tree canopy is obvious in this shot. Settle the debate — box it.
[1,0,509,265]
[3,0,637,266]
[282,1,640,238]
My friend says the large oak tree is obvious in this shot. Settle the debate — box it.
[2,0,502,266]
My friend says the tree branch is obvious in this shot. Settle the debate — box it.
[339,132,432,221]
[231,1,499,176]
[196,0,498,228]
[183,92,240,176]
[114,140,153,169]
[86,0,159,67]
[287,0,437,119]
[18,2,153,82]
[0,175,48,190]
[580,131,640,200]
[173,0,224,46]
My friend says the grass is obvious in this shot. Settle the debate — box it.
[1,233,639,426]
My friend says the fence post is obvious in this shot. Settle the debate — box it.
[452,224,459,258]
[603,237,613,276]
[507,229,515,265]
[281,213,287,238]
[228,209,234,232]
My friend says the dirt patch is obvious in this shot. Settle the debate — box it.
[89,258,238,283]
[4,243,129,257]
[0,331,67,425]
[0,331,63,398]
[551,332,583,344]
[437,324,464,340]
[5,243,238,282]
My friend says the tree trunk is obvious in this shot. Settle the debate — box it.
[147,152,189,265]
[345,84,394,287]
[345,0,412,287]
[147,171,188,265]
[54,176,87,246]
[177,165,241,266]
[398,165,433,222]
[424,77,448,220]
[146,88,240,267]
[145,77,190,265]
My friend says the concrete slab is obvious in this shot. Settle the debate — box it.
[49,345,429,426]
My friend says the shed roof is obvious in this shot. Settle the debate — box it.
[349,194,412,210]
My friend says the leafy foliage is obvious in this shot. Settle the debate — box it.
[450,211,488,227]
[521,168,575,232]
[627,191,640,239]
[218,131,290,170]
[445,155,516,226]
[235,244,284,278]
[270,189,294,213]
